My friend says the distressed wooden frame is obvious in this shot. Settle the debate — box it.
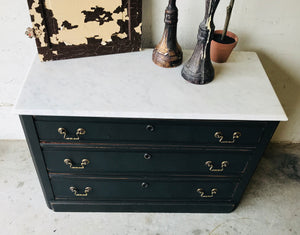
[27,0,142,61]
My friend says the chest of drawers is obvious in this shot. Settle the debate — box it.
[16,50,287,212]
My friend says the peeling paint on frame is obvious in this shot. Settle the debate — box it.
[27,0,142,61]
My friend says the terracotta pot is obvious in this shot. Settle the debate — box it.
[210,30,238,63]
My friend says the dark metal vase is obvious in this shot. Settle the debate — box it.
[182,0,220,84]
[152,0,182,68]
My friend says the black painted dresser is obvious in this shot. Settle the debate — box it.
[16,50,287,212]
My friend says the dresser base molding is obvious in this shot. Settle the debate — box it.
[50,200,236,213]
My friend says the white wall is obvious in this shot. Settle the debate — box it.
[0,0,36,139]
[1,0,299,142]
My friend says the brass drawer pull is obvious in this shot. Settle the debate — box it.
[197,188,218,198]
[58,127,86,140]
[205,161,229,172]
[214,131,241,144]
[69,186,92,197]
[64,158,90,169]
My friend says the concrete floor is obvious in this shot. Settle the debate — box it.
[1,141,299,235]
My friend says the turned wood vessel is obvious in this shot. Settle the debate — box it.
[182,0,220,84]
[152,0,182,68]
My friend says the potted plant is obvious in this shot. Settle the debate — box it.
[210,0,238,63]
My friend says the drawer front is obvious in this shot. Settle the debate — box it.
[51,177,239,201]
[35,117,266,145]
[44,149,252,175]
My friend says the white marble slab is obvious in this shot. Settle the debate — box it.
[15,49,287,121]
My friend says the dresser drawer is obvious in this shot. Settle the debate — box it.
[44,149,252,175]
[35,116,266,145]
[51,176,239,201]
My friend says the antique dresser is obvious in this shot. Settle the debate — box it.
[15,49,287,212]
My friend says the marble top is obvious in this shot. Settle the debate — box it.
[15,49,287,121]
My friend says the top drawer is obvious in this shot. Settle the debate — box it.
[34,116,267,145]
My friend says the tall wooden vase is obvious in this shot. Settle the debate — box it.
[152,0,182,68]
[182,0,220,84]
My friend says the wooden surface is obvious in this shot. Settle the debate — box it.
[27,0,142,61]
[152,0,182,68]
[182,0,220,84]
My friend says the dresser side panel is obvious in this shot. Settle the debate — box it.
[20,115,54,209]
[232,121,279,204]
